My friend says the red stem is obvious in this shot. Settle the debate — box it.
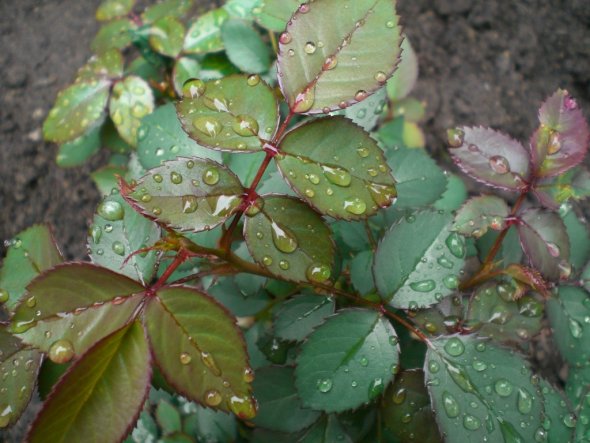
[150,250,189,293]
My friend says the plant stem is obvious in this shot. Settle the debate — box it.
[269,31,278,54]
[150,249,189,292]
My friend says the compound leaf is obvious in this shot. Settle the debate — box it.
[277,117,396,220]
[277,0,402,114]
[177,75,279,152]
[0,225,62,310]
[517,208,570,281]
[453,195,510,238]
[10,263,145,358]
[27,322,150,443]
[44,80,110,144]
[145,286,255,418]
[447,126,530,192]
[252,366,320,433]
[126,157,243,232]
[425,335,574,443]
[374,210,466,309]
[221,19,271,74]
[273,293,335,342]
[149,16,186,58]
[96,0,135,21]
[295,309,399,413]
[88,193,160,284]
[138,103,221,170]
[243,195,334,284]
[183,8,229,54]
[109,76,155,146]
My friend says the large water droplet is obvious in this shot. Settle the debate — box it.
[392,387,407,404]
[444,337,465,356]
[89,225,102,244]
[182,195,199,214]
[322,165,351,187]
[489,156,511,175]
[410,279,436,292]
[203,168,220,185]
[546,242,561,258]
[547,133,562,155]
[306,264,331,283]
[193,116,222,137]
[279,32,292,44]
[437,255,454,269]
[179,352,192,365]
[111,241,125,256]
[304,41,317,54]
[447,128,465,148]
[368,183,397,207]
[368,378,384,399]
[170,171,183,184]
[182,78,206,98]
[517,388,533,414]
[232,115,259,137]
[200,351,221,376]
[0,289,8,304]
[204,389,222,406]
[247,74,260,86]
[442,391,460,418]
[48,339,75,364]
[0,404,12,428]
[463,414,481,431]
[243,367,255,383]
[446,232,466,258]
[443,275,459,289]
[97,200,124,221]
[229,395,257,420]
[317,378,333,393]
[293,89,315,113]
[569,318,583,338]
[343,197,367,215]
[271,222,298,253]
[494,379,514,397]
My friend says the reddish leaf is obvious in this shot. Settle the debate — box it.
[453,195,510,238]
[27,322,151,443]
[447,126,530,191]
[517,208,570,281]
[144,286,256,419]
[531,89,590,178]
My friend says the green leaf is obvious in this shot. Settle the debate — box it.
[88,194,160,284]
[384,143,448,209]
[91,164,128,195]
[277,0,402,113]
[149,16,186,57]
[434,173,468,212]
[252,366,320,433]
[386,36,418,101]
[142,0,193,23]
[126,157,243,232]
[208,276,270,317]
[294,308,399,412]
[243,195,334,283]
[92,19,137,52]
[0,329,41,428]
[138,103,221,170]
[76,49,124,82]
[0,225,62,310]
[425,335,574,443]
[382,369,443,443]
[128,410,159,442]
[185,403,237,442]
[27,322,151,443]
[221,19,271,74]
[465,283,544,343]
[172,56,201,97]
[574,391,590,443]
[253,0,299,32]
[183,8,229,54]
[517,208,570,281]
[145,286,255,418]
[273,293,335,342]
[338,87,388,132]
[453,195,510,238]
[177,75,279,152]
[277,117,396,219]
[560,203,590,271]
[44,80,110,144]
[11,263,145,358]
[476,226,523,266]
[537,167,590,208]
[374,210,466,309]
[224,0,262,19]
[350,250,375,295]
[109,76,155,146]
[96,0,135,21]
[56,124,101,167]
[299,415,353,443]
[547,286,590,368]
[156,400,182,434]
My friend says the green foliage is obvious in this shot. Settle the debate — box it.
[8,0,590,441]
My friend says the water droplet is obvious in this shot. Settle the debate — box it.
[111,241,125,256]
[546,242,560,258]
[271,222,298,253]
[494,379,513,397]
[343,197,367,215]
[357,147,370,158]
[443,275,459,290]
[262,256,273,266]
[179,352,192,365]
[374,71,387,83]
[203,168,220,185]
[228,395,257,420]
[442,391,460,418]
[464,414,481,431]
[472,360,487,372]
[304,41,317,54]
[279,260,290,270]
[204,389,222,406]
[25,296,36,308]
[48,339,75,364]
[368,183,397,207]
[317,378,332,393]
[322,165,351,187]
[306,264,331,283]
[89,225,102,244]
[355,90,368,101]
[489,156,511,174]
[447,128,465,148]
[386,20,395,28]
[279,32,292,45]
[181,195,199,214]
[393,387,407,404]
[446,232,466,258]
[534,427,548,442]
[193,116,222,137]
[429,360,440,373]
[548,133,562,155]
[0,404,12,428]
[517,388,533,414]
[368,378,384,399]
[410,279,436,292]
[563,413,577,428]
[233,114,259,137]
[0,289,8,304]
[153,174,163,183]
[293,88,315,113]
[200,351,221,376]
[569,318,583,338]
[444,337,465,356]
[437,255,454,269]
[183,78,206,98]
[247,74,260,86]
[323,56,337,70]
[359,356,369,367]
[97,200,124,221]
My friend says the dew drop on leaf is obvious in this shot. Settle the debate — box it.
[322,165,351,187]
[202,168,220,185]
[181,195,199,214]
[243,367,255,383]
[97,200,124,221]
[182,78,206,99]
[437,255,454,269]
[355,90,368,101]
[0,404,12,428]
[489,155,511,175]
[304,41,317,54]
[445,232,466,258]
[447,128,465,148]
[357,147,369,158]
[204,389,222,406]
[442,391,460,418]
[179,352,192,365]
[444,337,465,357]
[516,388,533,414]
[494,379,513,397]
[368,377,384,399]
[111,241,125,256]
[200,351,221,376]
[279,32,292,44]
[472,360,487,372]
[293,89,315,113]
[90,225,102,244]
[193,116,222,137]
[0,289,8,304]
[392,387,407,404]
[317,378,333,393]
[546,242,561,258]
[48,339,75,364]
[232,115,259,137]
[306,264,331,283]
[229,395,257,420]
[568,318,583,338]
[443,275,459,289]
[246,74,260,86]
[343,197,367,215]
[262,256,273,266]
[170,171,183,184]
[271,222,298,253]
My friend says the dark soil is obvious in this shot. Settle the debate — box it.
[0,0,589,440]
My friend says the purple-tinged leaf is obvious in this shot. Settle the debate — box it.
[453,195,510,238]
[125,157,244,233]
[535,166,590,209]
[277,0,402,114]
[144,286,256,419]
[0,224,63,311]
[447,126,530,192]
[10,263,145,358]
[531,89,589,177]
[0,328,41,429]
[517,208,570,281]
[27,322,151,443]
